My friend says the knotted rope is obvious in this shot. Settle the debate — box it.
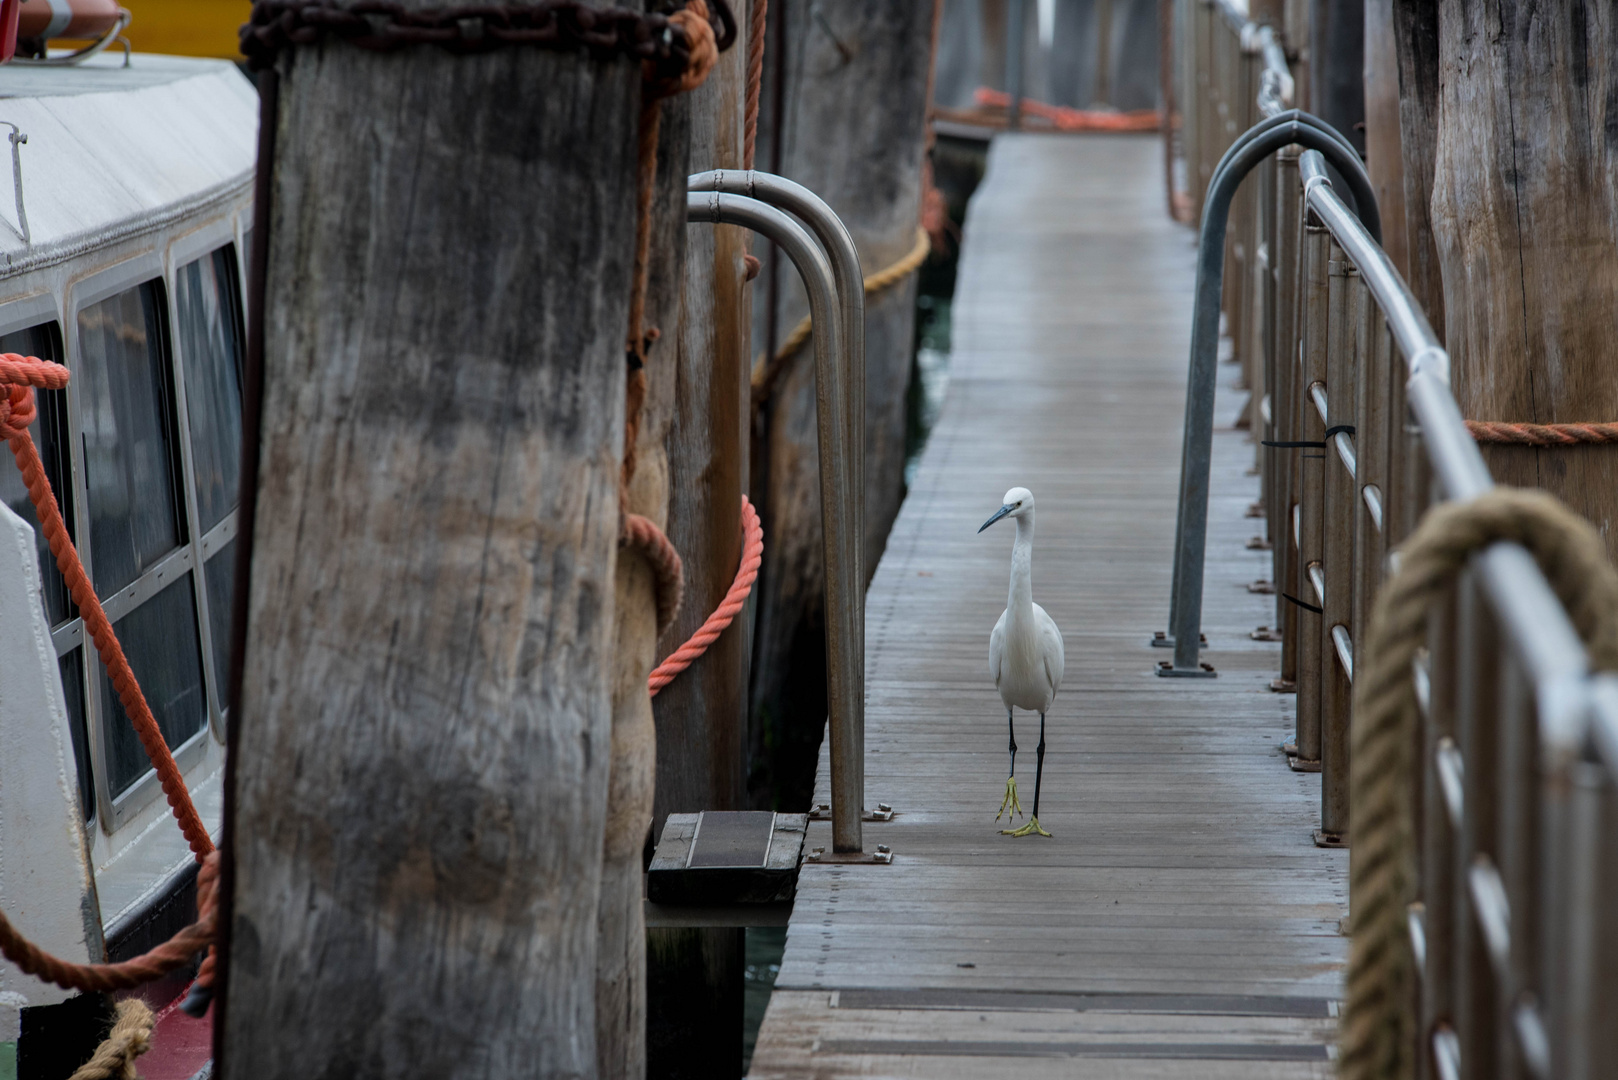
[1339,487,1618,1080]
[66,1000,154,1080]
[648,495,761,696]
[751,225,932,404]
[1466,419,1618,446]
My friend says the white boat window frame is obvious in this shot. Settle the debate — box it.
[54,223,242,832]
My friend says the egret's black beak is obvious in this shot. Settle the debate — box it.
[978,504,1015,533]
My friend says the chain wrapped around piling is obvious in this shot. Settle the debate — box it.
[1340,487,1618,1080]
[241,0,734,75]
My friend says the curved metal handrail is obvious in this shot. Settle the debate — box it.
[685,191,865,854]
[1161,115,1379,675]
[686,170,866,716]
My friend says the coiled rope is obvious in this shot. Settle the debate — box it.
[1339,487,1618,1080]
[648,495,761,697]
[751,224,932,403]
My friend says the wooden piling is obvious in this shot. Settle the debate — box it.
[223,27,643,1078]
[646,9,752,1075]
[1423,0,1618,554]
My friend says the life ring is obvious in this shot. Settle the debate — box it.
[17,0,122,42]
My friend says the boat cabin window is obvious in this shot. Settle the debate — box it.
[175,246,244,686]
[0,320,93,820]
[77,281,187,596]
[77,278,209,800]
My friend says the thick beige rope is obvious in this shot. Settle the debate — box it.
[751,225,932,403]
[68,999,154,1080]
[1340,487,1618,1080]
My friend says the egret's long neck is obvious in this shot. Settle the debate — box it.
[1006,512,1034,622]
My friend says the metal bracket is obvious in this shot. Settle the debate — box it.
[1246,536,1273,551]
[1247,579,1276,594]
[1313,829,1348,849]
[1269,678,1297,693]
[1149,631,1205,649]
[806,845,892,865]
[1290,756,1322,773]
[809,802,894,822]
[1250,626,1283,642]
[1156,660,1217,678]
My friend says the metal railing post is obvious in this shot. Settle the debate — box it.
[1157,115,1377,676]
[1316,248,1354,846]
[685,192,864,854]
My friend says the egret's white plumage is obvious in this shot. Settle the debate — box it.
[979,486,1064,837]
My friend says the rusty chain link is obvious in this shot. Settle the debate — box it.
[241,0,734,72]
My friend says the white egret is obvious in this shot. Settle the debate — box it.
[979,486,1065,838]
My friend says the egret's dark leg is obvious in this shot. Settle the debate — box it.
[1007,709,1018,777]
[997,708,1023,821]
[1003,712,1052,837]
[1032,712,1047,818]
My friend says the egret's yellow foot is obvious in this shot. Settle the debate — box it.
[1000,816,1052,838]
[996,777,1024,821]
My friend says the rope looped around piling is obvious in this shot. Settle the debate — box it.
[1340,487,1618,1080]
[1466,419,1618,446]
[648,495,762,697]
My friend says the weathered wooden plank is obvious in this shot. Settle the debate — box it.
[746,135,1345,1079]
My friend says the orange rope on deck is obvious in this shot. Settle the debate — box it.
[970,88,1162,132]
[648,496,762,698]
[1466,420,1618,445]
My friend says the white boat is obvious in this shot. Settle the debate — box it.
[0,48,255,1077]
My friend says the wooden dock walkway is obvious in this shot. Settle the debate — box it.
[747,134,1347,1078]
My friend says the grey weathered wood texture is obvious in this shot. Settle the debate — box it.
[597,91,692,1080]
[1391,0,1444,340]
[750,0,939,783]
[1362,0,1407,281]
[224,32,639,1080]
[1430,0,1618,550]
[747,135,1346,1079]
[646,14,750,1076]
[655,0,750,845]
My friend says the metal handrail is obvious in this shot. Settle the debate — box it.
[686,169,866,632]
[1159,114,1376,676]
[1297,152,1590,706]
[685,191,865,855]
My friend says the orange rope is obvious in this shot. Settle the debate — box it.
[0,354,219,996]
[0,852,218,994]
[622,512,685,635]
[648,496,761,698]
[743,0,766,170]
[1466,420,1618,445]
[0,356,212,860]
[970,88,1162,132]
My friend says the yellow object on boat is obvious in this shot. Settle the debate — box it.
[119,0,250,59]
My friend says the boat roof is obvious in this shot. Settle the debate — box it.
[0,52,257,273]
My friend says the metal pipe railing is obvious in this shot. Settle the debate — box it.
[1230,124,1607,1080]
[1158,115,1376,676]
[685,191,865,854]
